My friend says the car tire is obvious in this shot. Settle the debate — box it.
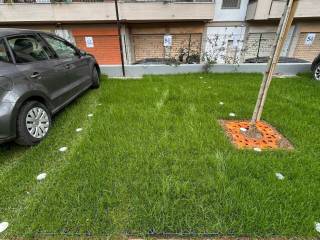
[313,62,320,81]
[91,67,100,89]
[15,101,51,146]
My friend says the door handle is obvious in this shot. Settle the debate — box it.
[30,72,41,79]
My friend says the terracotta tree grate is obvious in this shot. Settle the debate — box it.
[219,120,293,150]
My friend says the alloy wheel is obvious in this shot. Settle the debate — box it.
[315,65,320,81]
[25,107,50,139]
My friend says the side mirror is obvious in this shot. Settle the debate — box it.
[78,50,87,57]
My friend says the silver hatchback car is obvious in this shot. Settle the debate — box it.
[0,28,100,146]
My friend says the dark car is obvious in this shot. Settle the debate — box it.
[311,54,320,80]
[0,28,100,146]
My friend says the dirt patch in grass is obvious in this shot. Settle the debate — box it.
[219,120,294,150]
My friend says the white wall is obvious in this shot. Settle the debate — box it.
[100,63,311,78]
[205,26,246,64]
[205,0,249,63]
[214,0,249,22]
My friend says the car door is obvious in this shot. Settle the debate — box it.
[6,34,72,109]
[0,38,20,103]
[40,34,92,99]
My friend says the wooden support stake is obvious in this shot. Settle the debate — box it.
[250,0,298,128]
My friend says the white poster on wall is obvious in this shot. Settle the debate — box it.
[164,35,172,47]
[55,29,76,45]
[232,35,239,48]
[35,0,51,3]
[305,33,316,46]
[85,36,94,48]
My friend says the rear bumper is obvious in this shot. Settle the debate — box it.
[0,102,16,143]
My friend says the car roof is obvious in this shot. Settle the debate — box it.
[0,28,44,38]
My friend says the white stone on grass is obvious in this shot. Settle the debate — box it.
[275,172,285,180]
[315,222,320,233]
[219,102,224,105]
[59,147,68,152]
[0,222,9,233]
[97,103,102,106]
[36,173,47,181]
[240,127,247,132]
[253,147,262,152]
[76,128,83,132]
[229,112,236,117]
[88,113,93,117]
[199,76,203,79]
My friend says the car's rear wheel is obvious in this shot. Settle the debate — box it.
[313,62,320,81]
[91,67,100,89]
[15,101,51,146]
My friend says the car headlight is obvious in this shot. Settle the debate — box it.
[0,77,13,91]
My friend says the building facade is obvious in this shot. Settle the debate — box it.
[0,0,214,65]
[245,0,320,62]
[1,0,319,65]
[205,0,249,64]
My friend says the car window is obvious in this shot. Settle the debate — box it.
[0,39,11,63]
[42,34,77,59]
[7,35,51,64]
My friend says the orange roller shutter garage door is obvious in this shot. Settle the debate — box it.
[72,26,121,65]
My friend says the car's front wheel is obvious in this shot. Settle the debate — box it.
[313,62,320,81]
[91,67,100,89]
[15,101,51,146]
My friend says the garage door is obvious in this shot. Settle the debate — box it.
[72,27,121,65]
[244,31,294,61]
[132,34,202,62]
[133,35,164,61]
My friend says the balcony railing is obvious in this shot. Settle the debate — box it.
[122,0,213,2]
[0,0,212,3]
[0,0,108,3]
[0,0,214,22]
[246,0,320,20]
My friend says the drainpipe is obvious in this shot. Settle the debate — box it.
[115,0,126,77]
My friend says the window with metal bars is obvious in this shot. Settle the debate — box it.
[221,0,241,9]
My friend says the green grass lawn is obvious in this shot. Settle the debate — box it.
[0,73,320,239]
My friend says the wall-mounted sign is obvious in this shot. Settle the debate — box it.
[305,33,316,46]
[232,35,239,48]
[85,36,94,48]
[35,0,51,3]
[164,35,172,47]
